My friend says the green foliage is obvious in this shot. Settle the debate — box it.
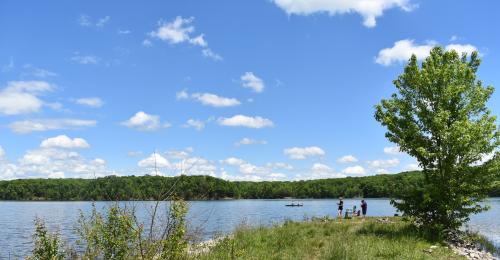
[77,203,141,259]
[0,171,498,201]
[199,218,464,260]
[30,219,65,260]
[375,47,500,230]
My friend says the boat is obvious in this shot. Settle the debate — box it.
[285,201,303,207]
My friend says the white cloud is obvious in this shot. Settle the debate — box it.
[122,111,170,131]
[138,153,171,168]
[189,34,207,47]
[241,72,264,93]
[0,81,54,115]
[165,147,193,160]
[148,16,222,60]
[0,145,5,159]
[445,44,478,56]
[193,93,240,107]
[220,157,289,180]
[383,146,402,155]
[78,15,92,26]
[368,158,400,168]
[9,119,97,134]
[40,135,90,149]
[266,162,293,170]
[75,97,104,108]
[272,0,414,28]
[221,157,246,166]
[405,163,421,171]
[23,65,57,78]
[71,53,100,65]
[235,137,267,146]
[96,16,111,27]
[172,157,217,176]
[18,148,107,179]
[202,49,223,61]
[341,165,366,175]
[375,39,479,66]
[150,16,196,44]
[78,15,110,28]
[337,155,358,163]
[1,138,109,179]
[376,168,389,174]
[182,119,205,131]
[308,163,346,179]
[375,39,434,66]
[142,39,153,47]
[284,146,325,160]
[177,90,240,107]
[218,115,274,129]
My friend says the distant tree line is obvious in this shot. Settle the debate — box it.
[0,171,498,201]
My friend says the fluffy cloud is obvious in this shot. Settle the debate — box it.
[220,157,288,181]
[337,155,358,163]
[218,115,274,129]
[341,165,366,175]
[182,119,205,131]
[368,158,400,168]
[138,153,171,169]
[40,135,90,149]
[383,146,402,155]
[122,111,170,131]
[0,81,54,115]
[0,137,108,179]
[75,97,104,108]
[241,72,265,93]
[375,39,479,66]
[235,137,267,146]
[177,90,241,107]
[272,0,414,28]
[18,148,107,179]
[9,119,97,134]
[148,16,222,60]
[284,146,325,160]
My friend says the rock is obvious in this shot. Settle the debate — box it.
[430,245,438,249]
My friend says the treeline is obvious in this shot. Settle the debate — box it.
[0,171,499,201]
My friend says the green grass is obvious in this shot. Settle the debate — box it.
[195,217,465,260]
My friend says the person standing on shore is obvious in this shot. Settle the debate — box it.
[337,197,344,218]
[361,200,368,218]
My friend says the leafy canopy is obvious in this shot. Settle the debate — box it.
[375,47,499,230]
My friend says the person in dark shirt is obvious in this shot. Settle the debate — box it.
[361,200,368,218]
[337,197,344,218]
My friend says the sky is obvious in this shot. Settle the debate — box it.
[0,0,499,181]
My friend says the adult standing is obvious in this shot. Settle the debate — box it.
[361,200,368,218]
[337,197,343,218]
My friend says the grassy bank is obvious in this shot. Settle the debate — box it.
[196,217,465,260]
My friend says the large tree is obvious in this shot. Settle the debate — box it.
[375,47,499,230]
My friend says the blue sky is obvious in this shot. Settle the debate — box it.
[0,0,499,181]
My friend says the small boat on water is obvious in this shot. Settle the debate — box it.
[285,201,303,207]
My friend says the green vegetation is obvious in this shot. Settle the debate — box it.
[1,171,499,201]
[31,200,189,259]
[197,217,464,260]
[375,47,500,230]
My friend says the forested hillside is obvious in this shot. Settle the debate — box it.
[0,171,498,200]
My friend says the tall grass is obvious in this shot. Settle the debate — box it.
[198,217,465,260]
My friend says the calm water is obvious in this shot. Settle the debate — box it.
[0,198,499,259]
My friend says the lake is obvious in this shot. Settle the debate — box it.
[1,198,499,259]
